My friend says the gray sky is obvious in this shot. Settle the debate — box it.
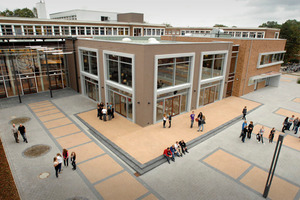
[0,0,299,27]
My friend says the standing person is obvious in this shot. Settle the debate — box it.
[197,112,203,129]
[292,117,299,131]
[240,121,247,137]
[56,153,63,173]
[62,149,69,167]
[269,128,275,143]
[179,140,189,153]
[198,115,206,132]
[168,112,172,128]
[190,111,195,128]
[163,147,174,164]
[70,152,76,170]
[53,157,59,178]
[97,103,101,118]
[287,115,295,131]
[294,118,300,134]
[162,114,167,128]
[102,107,107,121]
[99,102,104,120]
[259,126,265,144]
[282,117,289,133]
[247,121,254,139]
[241,125,248,143]
[12,124,19,143]
[18,124,28,143]
[256,132,261,143]
[175,141,183,156]
[242,106,247,120]
[107,103,112,121]
[111,105,115,119]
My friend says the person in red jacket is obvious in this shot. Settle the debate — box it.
[163,147,175,164]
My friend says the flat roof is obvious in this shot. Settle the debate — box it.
[79,36,233,45]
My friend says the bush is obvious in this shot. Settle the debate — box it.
[298,78,300,84]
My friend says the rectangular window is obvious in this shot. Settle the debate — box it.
[106,27,112,35]
[24,25,34,35]
[249,32,256,38]
[86,27,91,35]
[113,28,117,35]
[43,26,52,35]
[275,32,279,39]
[1,25,13,35]
[35,26,42,35]
[118,28,124,35]
[101,16,109,21]
[257,32,264,38]
[14,25,22,35]
[125,28,129,35]
[157,56,191,89]
[242,32,249,38]
[106,54,132,87]
[61,26,69,35]
[258,51,285,68]
[201,54,225,80]
[235,32,241,37]
[77,27,85,35]
[71,26,76,35]
[92,27,99,35]
[54,26,60,35]
[100,27,105,35]
[80,50,98,76]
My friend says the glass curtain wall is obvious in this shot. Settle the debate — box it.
[201,53,225,80]
[226,46,239,97]
[0,48,68,98]
[79,49,99,102]
[199,81,222,106]
[156,88,188,122]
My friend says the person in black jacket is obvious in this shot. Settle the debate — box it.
[179,140,189,154]
[242,106,247,120]
[168,112,172,128]
[282,117,289,133]
[247,121,254,139]
[241,126,247,142]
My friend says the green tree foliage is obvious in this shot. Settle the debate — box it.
[213,24,227,27]
[259,21,281,29]
[0,8,36,18]
[279,20,300,63]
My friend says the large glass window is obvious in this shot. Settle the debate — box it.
[259,52,285,68]
[157,56,191,89]
[14,25,22,35]
[1,25,13,35]
[83,76,99,101]
[199,80,221,106]
[201,53,225,80]
[106,54,132,87]
[80,50,98,76]
[43,26,52,35]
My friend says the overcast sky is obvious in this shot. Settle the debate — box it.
[0,0,299,27]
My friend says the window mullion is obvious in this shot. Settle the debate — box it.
[173,58,176,86]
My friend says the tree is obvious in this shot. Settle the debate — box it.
[279,20,300,63]
[0,8,36,18]
[259,21,281,29]
[213,24,227,27]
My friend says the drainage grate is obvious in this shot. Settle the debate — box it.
[39,172,50,179]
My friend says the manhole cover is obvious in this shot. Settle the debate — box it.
[23,144,51,158]
[39,172,50,179]
[66,197,89,200]
[9,117,31,125]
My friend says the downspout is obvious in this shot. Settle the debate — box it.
[242,39,253,95]
[72,37,79,93]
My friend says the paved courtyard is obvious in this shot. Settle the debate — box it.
[0,74,300,200]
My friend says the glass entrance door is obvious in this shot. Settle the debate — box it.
[21,77,37,94]
[50,74,63,89]
[113,92,130,118]
[165,95,180,115]
[0,77,7,98]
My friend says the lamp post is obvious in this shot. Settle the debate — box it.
[10,51,22,103]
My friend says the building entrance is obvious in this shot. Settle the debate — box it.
[165,95,180,116]
[199,81,221,107]
[20,77,37,94]
[0,76,6,98]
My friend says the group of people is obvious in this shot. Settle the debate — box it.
[53,149,76,178]
[162,113,172,128]
[97,102,115,121]
[190,111,206,132]
[12,123,28,143]
[163,140,189,164]
[240,121,275,144]
[282,115,300,135]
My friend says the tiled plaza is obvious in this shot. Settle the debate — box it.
[0,74,300,200]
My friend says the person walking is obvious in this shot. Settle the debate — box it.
[247,121,254,139]
[292,117,299,131]
[18,124,28,143]
[62,149,69,167]
[190,111,195,128]
[259,126,265,144]
[99,102,104,120]
[197,112,203,131]
[282,117,289,133]
[111,105,115,119]
[269,128,275,143]
[53,157,59,178]
[242,106,247,120]
[240,121,247,137]
[56,153,63,173]
[241,125,248,143]
[97,103,101,118]
[287,115,295,131]
[12,124,19,143]
[163,114,167,128]
[198,115,206,132]
[70,152,76,170]
[168,112,172,128]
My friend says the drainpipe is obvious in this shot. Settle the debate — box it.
[72,37,79,93]
[242,40,253,95]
